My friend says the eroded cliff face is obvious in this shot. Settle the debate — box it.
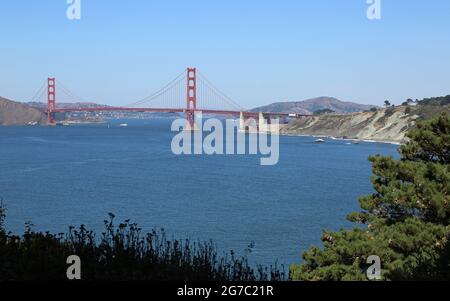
[0,97,47,126]
[281,107,420,143]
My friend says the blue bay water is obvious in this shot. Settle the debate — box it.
[0,119,398,267]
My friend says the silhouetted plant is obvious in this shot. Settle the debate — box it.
[0,205,287,281]
[0,200,5,234]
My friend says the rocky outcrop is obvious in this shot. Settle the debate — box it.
[281,106,424,143]
[0,97,47,126]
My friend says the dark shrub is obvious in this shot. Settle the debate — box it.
[0,207,286,281]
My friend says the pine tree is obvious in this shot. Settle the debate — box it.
[291,113,450,281]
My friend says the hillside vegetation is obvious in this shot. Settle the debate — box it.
[0,97,47,126]
[292,113,450,281]
[417,95,450,106]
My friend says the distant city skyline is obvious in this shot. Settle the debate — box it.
[0,0,449,108]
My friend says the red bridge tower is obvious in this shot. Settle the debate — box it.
[47,77,56,125]
[186,68,197,129]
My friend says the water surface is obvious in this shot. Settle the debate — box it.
[0,119,399,266]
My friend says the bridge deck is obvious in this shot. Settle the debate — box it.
[50,107,298,118]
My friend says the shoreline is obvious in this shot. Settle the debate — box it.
[281,133,403,146]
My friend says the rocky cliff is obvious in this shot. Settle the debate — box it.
[281,105,450,143]
[0,97,47,126]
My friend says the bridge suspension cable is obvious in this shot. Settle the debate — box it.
[30,68,248,114]
[30,81,47,103]
[55,79,87,103]
[125,70,187,108]
[35,67,281,127]
[197,71,245,112]
[30,78,88,104]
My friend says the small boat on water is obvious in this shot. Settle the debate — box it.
[119,123,129,127]
[315,138,325,144]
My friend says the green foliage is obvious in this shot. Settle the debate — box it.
[405,107,412,115]
[0,212,286,281]
[292,113,450,281]
[401,113,450,165]
[314,109,335,116]
[402,99,415,106]
[363,107,378,113]
[384,100,391,107]
[418,95,450,106]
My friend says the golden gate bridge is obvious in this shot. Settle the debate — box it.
[30,68,304,128]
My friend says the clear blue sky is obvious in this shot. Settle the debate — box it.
[1,0,449,108]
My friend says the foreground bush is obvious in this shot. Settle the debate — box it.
[0,210,285,281]
[291,113,450,281]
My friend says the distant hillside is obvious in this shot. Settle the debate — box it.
[27,102,110,110]
[252,97,377,115]
[26,102,183,120]
[0,97,47,126]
